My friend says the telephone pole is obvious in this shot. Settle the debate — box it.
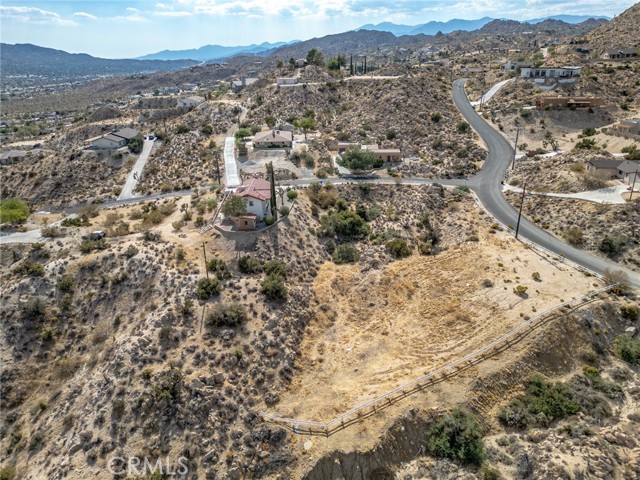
[630,169,638,201]
[515,183,527,239]
[511,127,520,170]
[213,149,221,184]
[202,242,209,279]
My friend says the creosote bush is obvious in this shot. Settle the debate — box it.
[238,255,262,274]
[195,277,221,299]
[332,244,360,264]
[424,407,485,467]
[206,303,247,329]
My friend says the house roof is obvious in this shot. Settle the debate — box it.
[0,149,27,159]
[253,129,293,144]
[588,159,622,169]
[617,161,640,174]
[371,149,402,155]
[100,134,126,143]
[237,178,272,201]
[112,128,139,140]
[182,96,204,103]
[606,48,638,55]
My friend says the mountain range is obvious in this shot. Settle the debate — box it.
[357,14,610,36]
[136,41,299,62]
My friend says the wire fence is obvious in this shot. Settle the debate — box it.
[261,284,616,436]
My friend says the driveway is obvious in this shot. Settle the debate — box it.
[470,78,514,107]
[118,139,154,200]
[224,137,241,187]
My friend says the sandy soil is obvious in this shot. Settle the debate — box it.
[269,227,603,473]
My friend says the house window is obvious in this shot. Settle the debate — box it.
[244,221,248,225]
[249,201,254,207]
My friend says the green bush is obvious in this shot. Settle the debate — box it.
[279,206,290,216]
[563,226,584,246]
[207,258,231,279]
[264,259,287,278]
[338,147,383,170]
[287,190,298,201]
[613,335,640,365]
[424,407,485,467]
[0,198,30,224]
[57,275,75,292]
[264,215,275,225]
[457,121,471,133]
[17,259,45,276]
[498,375,580,428]
[513,285,528,296]
[386,238,412,258]
[238,255,262,274]
[61,215,91,227]
[80,238,109,254]
[598,235,625,257]
[320,209,371,239]
[175,124,190,134]
[124,245,139,258]
[260,273,288,300]
[332,244,360,264]
[195,277,221,299]
[206,303,247,329]
[620,305,639,320]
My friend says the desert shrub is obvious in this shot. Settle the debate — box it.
[175,124,190,134]
[152,368,183,404]
[563,226,584,246]
[498,375,580,428]
[320,209,371,239]
[279,206,290,216]
[598,235,625,257]
[195,277,221,299]
[264,215,275,225]
[124,245,139,258]
[0,198,30,224]
[386,238,412,258]
[61,215,90,227]
[620,305,639,320]
[338,147,383,170]
[457,121,471,133]
[603,268,630,295]
[260,273,287,300]
[80,238,109,254]
[41,226,63,238]
[16,259,45,276]
[613,335,640,365]
[22,297,46,320]
[355,203,381,221]
[582,127,596,137]
[569,163,585,173]
[207,258,231,279]
[513,285,528,296]
[479,464,502,480]
[238,255,262,274]
[57,275,75,292]
[430,112,442,122]
[264,259,287,278]
[424,407,485,467]
[206,303,247,329]
[531,272,541,281]
[332,244,360,264]
[234,128,252,140]
[574,138,598,150]
[287,190,298,201]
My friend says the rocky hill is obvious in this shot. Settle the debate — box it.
[587,2,640,53]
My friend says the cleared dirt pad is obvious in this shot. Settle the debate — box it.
[273,236,601,425]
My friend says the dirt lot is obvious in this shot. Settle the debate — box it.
[270,226,603,474]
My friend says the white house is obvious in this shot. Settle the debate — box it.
[236,178,272,227]
[177,96,205,108]
[277,77,297,86]
[520,66,581,79]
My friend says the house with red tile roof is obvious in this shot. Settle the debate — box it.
[235,178,272,227]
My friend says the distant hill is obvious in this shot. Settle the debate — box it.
[356,14,609,36]
[137,41,298,62]
[0,43,197,79]
[587,3,640,53]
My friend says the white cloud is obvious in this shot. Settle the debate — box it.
[127,7,140,12]
[0,5,77,26]
[113,13,148,22]
[73,11,98,20]
[155,10,192,16]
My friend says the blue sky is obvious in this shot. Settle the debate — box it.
[0,0,635,58]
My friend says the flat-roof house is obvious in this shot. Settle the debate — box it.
[235,178,272,228]
[230,78,259,93]
[520,66,581,79]
[603,48,638,60]
[253,129,293,148]
[337,142,360,153]
[362,144,401,163]
[535,96,604,109]
[177,96,205,108]
[276,78,297,86]
[0,149,28,166]
[611,119,640,139]
[91,128,139,150]
[501,60,534,72]
[586,159,623,178]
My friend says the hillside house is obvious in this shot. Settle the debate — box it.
[617,161,640,187]
[0,150,27,166]
[177,96,205,108]
[362,144,402,163]
[235,178,272,229]
[603,48,638,60]
[231,78,258,93]
[91,128,139,150]
[253,129,293,148]
[586,159,623,178]
[500,60,534,73]
[295,59,308,67]
[610,119,640,139]
[520,66,581,79]
[277,78,297,86]
[535,96,604,109]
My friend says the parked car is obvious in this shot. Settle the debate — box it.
[82,230,105,240]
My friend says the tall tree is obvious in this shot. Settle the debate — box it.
[267,162,278,221]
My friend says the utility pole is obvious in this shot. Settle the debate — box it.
[511,127,520,170]
[213,149,221,184]
[364,56,367,74]
[630,169,638,201]
[202,242,209,279]
[515,183,526,239]
[350,55,353,76]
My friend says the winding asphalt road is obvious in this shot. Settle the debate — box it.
[452,78,640,289]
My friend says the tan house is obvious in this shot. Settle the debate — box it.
[535,96,604,109]
[253,129,293,148]
[610,119,640,139]
[362,144,402,163]
[602,48,638,60]
[586,159,624,178]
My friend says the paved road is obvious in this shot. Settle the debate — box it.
[453,78,640,288]
[223,137,241,187]
[118,139,154,201]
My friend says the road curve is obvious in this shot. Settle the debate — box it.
[452,78,640,288]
